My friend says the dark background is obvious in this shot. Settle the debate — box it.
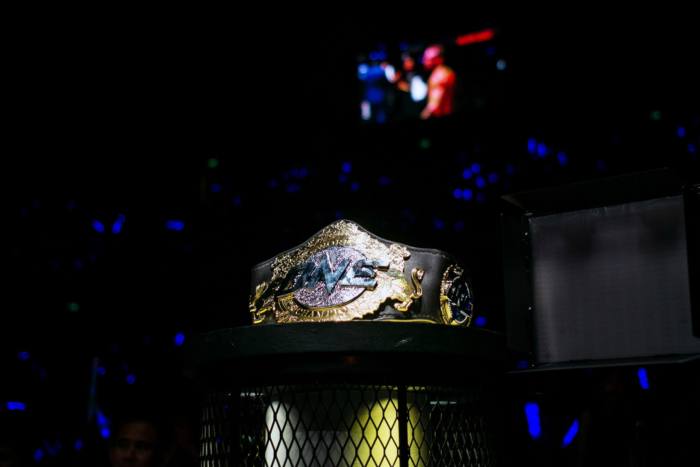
[3,10,699,465]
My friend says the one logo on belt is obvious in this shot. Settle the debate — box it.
[279,246,389,308]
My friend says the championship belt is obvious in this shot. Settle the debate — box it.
[249,220,474,326]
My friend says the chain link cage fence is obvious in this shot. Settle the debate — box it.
[201,383,496,467]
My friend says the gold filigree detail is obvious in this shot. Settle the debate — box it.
[394,268,424,312]
[440,264,473,326]
[249,281,273,324]
[249,220,424,323]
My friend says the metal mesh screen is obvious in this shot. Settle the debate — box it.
[201,384,494,467]
[200,392,234,465]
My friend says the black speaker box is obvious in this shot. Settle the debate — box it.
[502,169,700,369]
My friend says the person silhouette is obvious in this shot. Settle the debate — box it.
[109,416,161,467]
[420,44,456,119]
